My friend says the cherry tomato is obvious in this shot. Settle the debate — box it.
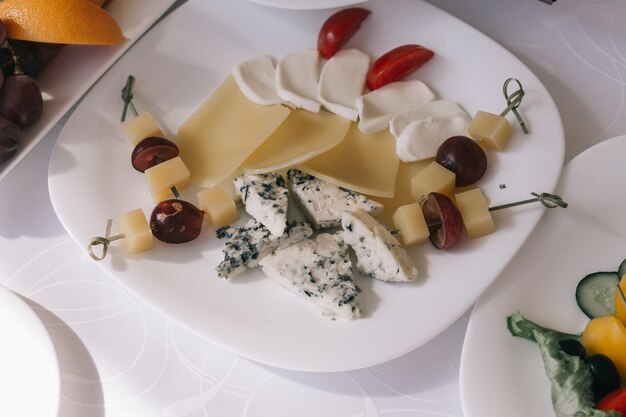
[317,7,371,59]
[366,44,434,91]
[597,387,626,414]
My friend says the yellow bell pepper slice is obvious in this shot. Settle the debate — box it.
[582,315,626,382]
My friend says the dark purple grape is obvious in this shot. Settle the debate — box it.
[150,199,204,244]
[436,135,487,187]
[422,192,463,249]
[0,115,20,163]
[0,74,43,127]
[131,137,179,173]
[0,21,6,45]
[9,40,45,78]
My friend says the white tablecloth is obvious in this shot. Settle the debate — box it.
[1,1,625,416]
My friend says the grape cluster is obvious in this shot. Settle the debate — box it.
[0,20,45,163]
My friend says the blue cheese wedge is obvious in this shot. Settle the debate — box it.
[234,172,289,236]
[341,209,418,282]
[288,169,383,229]
[215,219,313,279]
[259,233,361,320]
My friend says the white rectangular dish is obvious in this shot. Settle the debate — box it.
[0,0,178,181]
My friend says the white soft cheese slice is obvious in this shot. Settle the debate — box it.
[276,50,321,113]
[288,169,383,229]
[233,55,285,106]
[260,233,361,320]
[342,209,418,282]
[233,172,289,237]
[390,100,471,162]
[356,80,436,134]
[317,49,370,121]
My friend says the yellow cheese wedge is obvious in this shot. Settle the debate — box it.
[297,123,399,198]
[242,109,350,174]
[455,188,495,238]
[368,159,430,226]
[118,208,153,254]
[177,75,291,188]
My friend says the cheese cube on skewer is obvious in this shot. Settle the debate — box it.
[410,161,456,202]
[197,186,239,228]
[455,188,496,238]
[118,208,153,254]
[122,111,165,146]
[144,156,190,202]
[468,111,513,151]
[392,203,429,247]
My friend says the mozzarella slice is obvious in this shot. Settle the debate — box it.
[276,50,321,113]
[317,49,370,121]
[233,55,284,106]
[390,100,471,162]
[357,80,436,134]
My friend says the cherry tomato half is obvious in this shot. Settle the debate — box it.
[597,387,626,415]
[317,7,371,59]
[366,44,434,91]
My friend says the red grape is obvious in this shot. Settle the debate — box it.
[150,199,204,243]
[436,135,487,187]
[422,192,463,249]
[131,137,179,172]
[0,74,43,127]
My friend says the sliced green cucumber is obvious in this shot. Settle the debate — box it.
[575,271,620,319]
[618,257,626,278]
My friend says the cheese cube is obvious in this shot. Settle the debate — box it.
[197,186,239,228]
[469,111,513,151]
[122,111,165,146]
[392,203,429,247]
[410,161,456,201]
[118,208,153,254]
[455,188,495,238]
[145,156,190,202]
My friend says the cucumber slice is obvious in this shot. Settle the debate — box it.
[618,257,626,278]
[576,271,620,319]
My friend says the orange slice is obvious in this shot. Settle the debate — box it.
[0,0,124,45]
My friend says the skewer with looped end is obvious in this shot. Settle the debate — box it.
[488,191,567,212]
[501,77,529,134]
[88,219,125,261]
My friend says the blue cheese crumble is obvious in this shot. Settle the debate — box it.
[259,233,362,320]
[216,219,312,279]
[234,172,289,236]
[342,209,418,282]
[288,169,384,229]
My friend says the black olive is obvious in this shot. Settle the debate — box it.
[559,338,587,359]
[588,354,621,402]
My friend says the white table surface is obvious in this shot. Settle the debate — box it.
[1,1,625,416]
